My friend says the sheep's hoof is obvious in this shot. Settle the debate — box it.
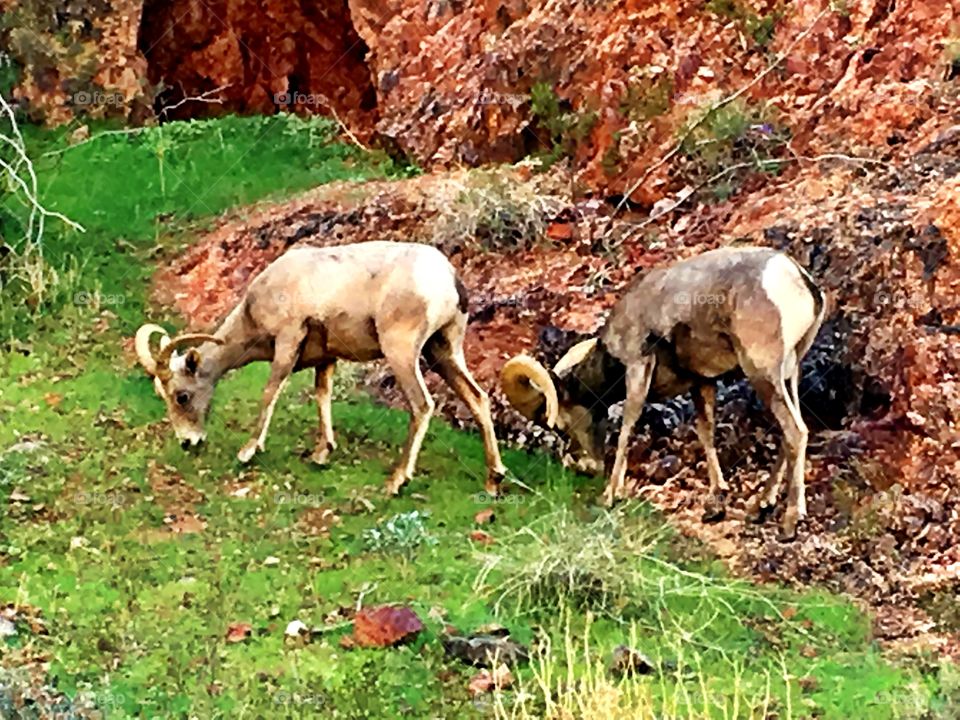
[778,525,797,542]
[779,510,801,542]
[574,457,603,476]
[237,442,260,464]
[484,472,505,498]
[747,499,775,524]
[701,498,726,523]
[384,471,408,496]
[309,442,335,466]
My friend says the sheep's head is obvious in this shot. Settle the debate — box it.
[501,338,607,475]
[135,324,223,448]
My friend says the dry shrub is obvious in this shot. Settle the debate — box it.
[493,616,786,720]
[428,166,568,253]
[474,507,662,615]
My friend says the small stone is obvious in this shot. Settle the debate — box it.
[652,454,682,483]
[285,620,309,637]
[608,645,655,678]
[0,617,16,637]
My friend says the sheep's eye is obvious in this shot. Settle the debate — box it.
[175,391,191,407]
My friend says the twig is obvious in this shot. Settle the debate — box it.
[325,103,368,151]
[292,93,368,151]
[612,5,834,217]
[0,93,86,250]
[41,127,148,157]
[158,84,233,118]
[618,151,887,243]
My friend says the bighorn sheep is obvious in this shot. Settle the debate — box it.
[136,241,507,495]
[502,246,824,539]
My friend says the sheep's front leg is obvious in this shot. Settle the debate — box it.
[694,382,727,522]
[310,361,337,465]
[237,331,303,464]
[603,358,654,506]
[381,331,433,495]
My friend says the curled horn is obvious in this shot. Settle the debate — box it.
[155,333,224,377]
[501,355,559,428]
[135,324,171,378]
[553,338,598,377]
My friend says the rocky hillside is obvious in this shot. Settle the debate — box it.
[4,1,956,200]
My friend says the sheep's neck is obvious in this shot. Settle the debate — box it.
[200,304,273,382]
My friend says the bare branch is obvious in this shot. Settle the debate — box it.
[619,152,888,242]
[158,84,233,118]
[0,92,86,253]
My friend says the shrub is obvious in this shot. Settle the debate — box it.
[362,510,437,558]
[678,99,789,197]
[529,82,598,166]
[429,167,567,253]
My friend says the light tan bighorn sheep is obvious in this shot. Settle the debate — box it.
[136,241,507,495]
[501,246,825,540]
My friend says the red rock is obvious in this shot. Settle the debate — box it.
[225,622,252,643]
[469,530,495,545]
[351,605,424,648]
[474,509,495,524]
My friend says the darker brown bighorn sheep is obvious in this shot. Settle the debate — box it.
[501,246,825,540]
[136,241,507,496]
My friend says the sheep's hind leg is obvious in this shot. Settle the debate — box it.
[693,382,727,523]
[310,360,337,465]
[430,336,507,496]
[747,366,808,540]
[238,329,304,464]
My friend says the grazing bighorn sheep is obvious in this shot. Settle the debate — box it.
[502,246,824,539]
[136,241,507,495]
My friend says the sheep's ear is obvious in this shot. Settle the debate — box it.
[184,349,201,375]
[153,377,167,399]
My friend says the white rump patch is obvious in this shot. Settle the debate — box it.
[761,255,816,354]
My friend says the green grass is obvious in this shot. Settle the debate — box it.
[0,114,954,718]
[0,113,407,333]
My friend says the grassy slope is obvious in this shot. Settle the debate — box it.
[0,116,948,718]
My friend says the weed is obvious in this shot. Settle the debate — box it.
[362,510,438,557]
[678,99,789,196]
[619,71,673,124]
[529,82,598,166]
[494,615,788,720]
[705,0,785,48]
[475,507,662,614]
